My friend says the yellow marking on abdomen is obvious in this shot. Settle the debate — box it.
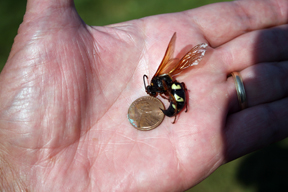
[174,94,184,102]
[171,84,182,90]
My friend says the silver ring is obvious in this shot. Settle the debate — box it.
[231,72,247,110]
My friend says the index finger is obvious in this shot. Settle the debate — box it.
[185,0,288,47]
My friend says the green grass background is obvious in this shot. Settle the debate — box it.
[1,0,288,191]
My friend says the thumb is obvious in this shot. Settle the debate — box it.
[26,0,75,16]
[24,0,81,28]
[8,0,83,60]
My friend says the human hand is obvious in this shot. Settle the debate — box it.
[0,0,287,191]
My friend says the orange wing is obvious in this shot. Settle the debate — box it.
[153,33,208,78]
[169,43,208,77]
[153,32,177,78]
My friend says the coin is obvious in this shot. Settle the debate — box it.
[127,96,165,131]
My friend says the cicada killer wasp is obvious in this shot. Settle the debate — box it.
[143,32,208,123]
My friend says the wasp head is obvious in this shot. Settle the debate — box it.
[145,85,157,97]
[143,75,157,97]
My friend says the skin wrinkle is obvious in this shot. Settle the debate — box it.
[134,140,146,157]
[90,174,101,192]
[88,31,143,128]
[72,153,90,176]
[35,156,57,184]
[135,139,158,150]
[114,171,133,191]
[103,112,118,126]
[111,147,121,189]
[275,0,285,19]
[78,37,92,126]
[217,45,236,73]
[86,34,111,127]
[73,39,87,133]
[86,132,105,163]
[96,128,118,159]
[102,132,155,190]
[205,155,223,176]
[236,0,287,29]
[105,35,139,89]
[272,0,287,24]
[58,146,78,172]
[34,160,52,188]
[126,145,147,190]
[133,21,153,77]
[96,144,116,190]
[183,11,208,44]
[78,138,94,170]
[60,61,71,141]
[233,1,253,33]
[176,127,200,139]
[130,33,149,84]
[170,135,185,190]
[0,156,28,191]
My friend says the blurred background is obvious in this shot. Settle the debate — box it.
[1,0,288,191]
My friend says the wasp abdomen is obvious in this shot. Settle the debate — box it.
[161,82,186,117]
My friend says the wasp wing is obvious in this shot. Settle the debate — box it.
[153,32,177,77]
[170,43,208,77]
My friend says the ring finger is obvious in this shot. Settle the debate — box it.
[227,60,288,113]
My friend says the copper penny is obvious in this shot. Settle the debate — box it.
[127,96,165,131]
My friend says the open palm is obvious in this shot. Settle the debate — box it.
[0,0,288,191]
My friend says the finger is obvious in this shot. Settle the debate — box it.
[226,61,288,112]
[224,97,288,162]
[186,0,288,46]
[220,25,288,73]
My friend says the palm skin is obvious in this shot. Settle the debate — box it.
[0,0,288,191]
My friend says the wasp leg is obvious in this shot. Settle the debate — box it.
[158,81,170,107]
[181,82,188,113]
[158,93,169,112]
[160,94,169,100]
[161,79,172,97]
[167,89,178,124]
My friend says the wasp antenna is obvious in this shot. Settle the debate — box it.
[143,75,148,89]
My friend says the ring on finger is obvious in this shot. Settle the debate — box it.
[231,72,247,110]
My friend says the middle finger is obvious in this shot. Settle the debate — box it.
[219,25,288,73]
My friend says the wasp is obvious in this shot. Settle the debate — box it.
[143,32,207,123]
